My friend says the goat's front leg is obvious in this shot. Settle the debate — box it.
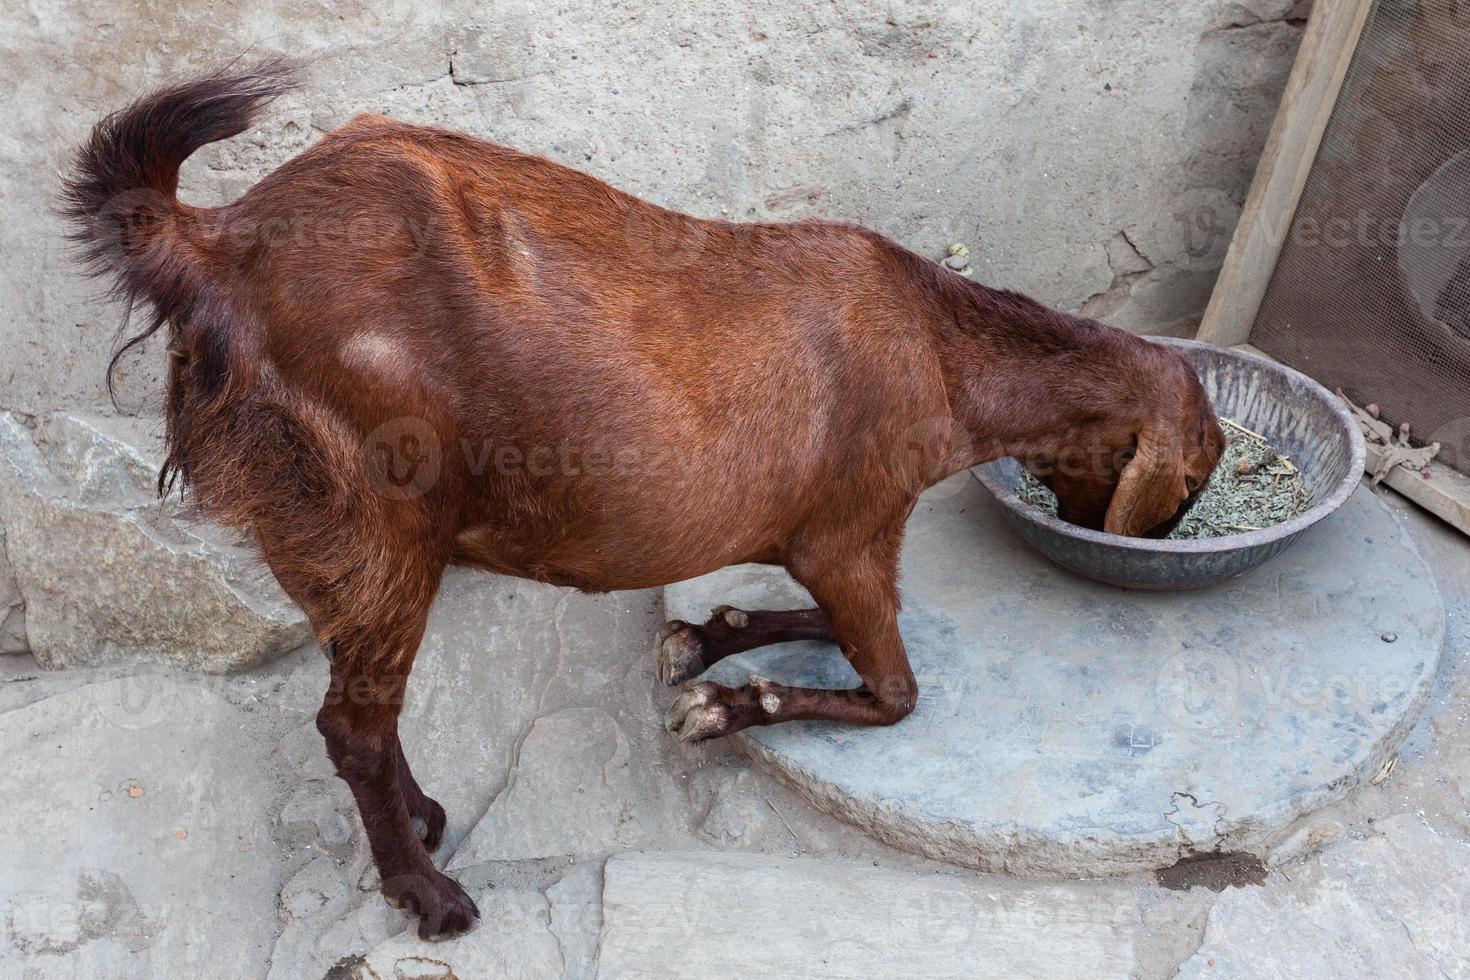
[656,607,833,684]
[664,545,917,741]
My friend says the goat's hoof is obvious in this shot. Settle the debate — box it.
[664,682,731,741]
[656,621,707,686]
[382,870,482,941]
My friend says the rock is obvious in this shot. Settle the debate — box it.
[450,18,546,86]
[275,717,341,784]
[1212,0,1302,29]
[264,575,684,980]
[274,900,403,980]
[0,654,115,716]
[0,677,285,977]
[0,527,26,654]
[353,889,563,979]
[0,411,310,672]
[264,844,401,980]
[598,851,1136,977]
[1178,815,1470,978]
[262,717,384,980]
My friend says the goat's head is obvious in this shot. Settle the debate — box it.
[1027,347,1226,538]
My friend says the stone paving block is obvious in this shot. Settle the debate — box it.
[597,850,1135,979]
[450,707,646,865]
[0,677,284,978]
[352,889,564,979]
[1177,814,1470,979]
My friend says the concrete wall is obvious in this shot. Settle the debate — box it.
[1,0,1308,418]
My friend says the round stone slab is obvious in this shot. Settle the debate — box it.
[662,474,1443,875]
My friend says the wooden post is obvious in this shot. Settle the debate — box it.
[1196,0,1377,346]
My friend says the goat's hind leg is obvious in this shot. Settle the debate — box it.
[265,533,473,938]
[323,641,447,853]
[191,387,469,936]
[397,738,448,852]
[315,602,478,939]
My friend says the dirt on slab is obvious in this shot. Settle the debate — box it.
[1155,851,1269,892]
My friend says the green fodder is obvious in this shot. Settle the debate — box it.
[1014,418,1314,540]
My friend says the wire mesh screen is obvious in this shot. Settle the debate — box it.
[1250,0,1470,472]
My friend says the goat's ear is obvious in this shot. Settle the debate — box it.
[1104,425,1187,537]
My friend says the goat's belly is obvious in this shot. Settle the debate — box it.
[451,469,790,592]
[450,521,771,592]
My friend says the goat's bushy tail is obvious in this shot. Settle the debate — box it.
[59,58,301,401]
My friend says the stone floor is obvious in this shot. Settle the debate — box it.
[1,481,1466,979]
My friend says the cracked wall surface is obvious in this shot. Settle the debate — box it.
[1,1,1308,420]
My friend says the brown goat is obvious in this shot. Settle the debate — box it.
[62,62,1224,938]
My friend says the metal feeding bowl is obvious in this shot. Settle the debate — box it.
[971,338,1366,590]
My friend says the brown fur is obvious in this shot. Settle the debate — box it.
[61,63,1224,938]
